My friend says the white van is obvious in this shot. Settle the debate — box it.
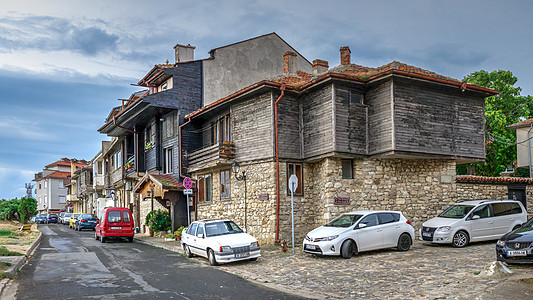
[421,200,527,247]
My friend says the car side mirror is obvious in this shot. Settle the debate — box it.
[358,223,367,229]
[472,215,480,220]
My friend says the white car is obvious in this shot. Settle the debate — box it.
[421,199,527,248]
[303,210,415,259]
[181,219,260,266]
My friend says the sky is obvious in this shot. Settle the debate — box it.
[1,0,532,200]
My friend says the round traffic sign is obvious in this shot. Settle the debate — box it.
[183,177,192,189]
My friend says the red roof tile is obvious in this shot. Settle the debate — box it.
[508,118,533,128]
[456,175,533,184]
[43,171,71,179]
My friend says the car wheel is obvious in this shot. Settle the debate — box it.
[397,233,412,251]
[452,230,469,248]
[249,257,258,261]
[340,240,357,259]
[127,236,133,243]
[101,236,106,243]
[208,249,218,266]
[513,225,521,231]
[184,245,193,258]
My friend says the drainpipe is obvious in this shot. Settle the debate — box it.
[274,84,286,243]
[527,123,533,178]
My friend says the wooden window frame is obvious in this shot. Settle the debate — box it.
[286,163,304,196]
[197,173,213,203]
[164,147,173,174]
[220,170,231,199]
[341,159,354,179]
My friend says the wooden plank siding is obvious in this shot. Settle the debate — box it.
[393,77,485,160]
[334,85,368,155]
[366,79,394,154]
[232,92,273,162]
[277,93,302,160]
[302,85,334,158]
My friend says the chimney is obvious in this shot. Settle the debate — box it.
[312,59,329,75]
[340,46,351,65]
[174,44,196,63]
[283,51,297,74]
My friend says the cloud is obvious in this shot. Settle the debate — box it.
[0,15,118,56]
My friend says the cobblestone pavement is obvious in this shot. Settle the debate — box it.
[135,236,533,299]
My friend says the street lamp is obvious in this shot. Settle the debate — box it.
[232,162,247,231]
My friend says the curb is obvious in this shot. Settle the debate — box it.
[4,232,42,277]
[134,237,184,254]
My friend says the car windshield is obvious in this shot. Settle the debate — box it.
[65,213,72,217]
[438,205,475,219]
[324,214,363,227]
[204,221,244,237]
[37,214,46,217]
[521,218,533,229]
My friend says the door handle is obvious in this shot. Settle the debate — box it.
[488,221,493,224]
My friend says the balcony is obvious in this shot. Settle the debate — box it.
[187,142,235,172]
[66,194,79,202]
[104,167,125,189]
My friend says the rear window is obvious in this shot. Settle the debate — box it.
[122,211,131,223]
[65,213,72,217]
[107,211,121,223]
[378,213,399,224]
[510,202,523,214]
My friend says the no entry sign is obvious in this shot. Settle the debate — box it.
[183,177,192,189]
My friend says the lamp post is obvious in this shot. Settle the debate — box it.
[232,162,247,231]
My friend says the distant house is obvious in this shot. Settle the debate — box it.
[508,119,533,171]
[33,158,89,213]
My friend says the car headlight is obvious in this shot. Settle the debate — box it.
[250,241,259,247]
[220,246,231,252]
[436,226,451,232]
[316,235,338,242]
[496,240,506,247]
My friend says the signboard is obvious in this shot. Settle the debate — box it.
[334,197,350,205]
[183,177,193,189]
[258,194,269,201]
[183,189,193,195]
[288,174,298,193]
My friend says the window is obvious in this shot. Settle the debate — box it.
[471,204,491,219]
[378,213,398,224]
[164,148,173,174]
[350,91,362,104]
[286,163,303,195]
[341,159,353,179]
[196,224,205,237]
[44,181,48,189]
[39,197,41,204]
[210,115,231,145]
[123,211,131,222]
[220,170,230,199]
[198,174,212,202]
[187,223,198,235]
[492,203,512,217]
[164,113,175,138]
[108,211,121,223]
[359,214,379,227]
[39,183,41,189]
[509,202,523,214]
[97,161,103,174]
[59,196,66,204]
[114,150,122,170]
[145,125,152,144]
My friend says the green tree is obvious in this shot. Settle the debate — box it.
[18,197,37,223]
[0,198,21,221]
[457,70,533,176]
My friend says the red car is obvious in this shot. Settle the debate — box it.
[95,207,134,243]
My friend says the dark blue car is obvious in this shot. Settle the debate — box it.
[75,214,99,231]
[46,214,58,224]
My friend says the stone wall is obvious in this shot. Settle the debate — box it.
[193,157,533,245]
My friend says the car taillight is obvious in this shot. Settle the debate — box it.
[81,219,87,223]
[406,220,412,225]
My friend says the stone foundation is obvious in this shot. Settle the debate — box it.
[193,158,533,245]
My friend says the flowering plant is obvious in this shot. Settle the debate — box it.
[145,210,171,232]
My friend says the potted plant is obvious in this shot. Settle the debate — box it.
[164,233,177,241]
[145,210,171,237]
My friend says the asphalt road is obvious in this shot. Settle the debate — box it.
[12,224,306,299]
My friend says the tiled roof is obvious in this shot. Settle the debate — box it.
[133,173,196,192]
[186,60,498,119]
[456,175,533,184]
[45,159,89,169]
[43,171,71,179]
[507,118,533,129]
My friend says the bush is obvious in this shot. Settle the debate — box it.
[0,199,20,221]
[18,197,37,223]
[145,210,171,232]
[175,226,186,239]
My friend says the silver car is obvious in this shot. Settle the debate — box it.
[61,212,73,225]
[421,199,527,247]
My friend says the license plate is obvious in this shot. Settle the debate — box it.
[235,253,250,258]
[507,250,527,257]
[305,244,316,250]
[422,232,432,237]
[110,227,121,230]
